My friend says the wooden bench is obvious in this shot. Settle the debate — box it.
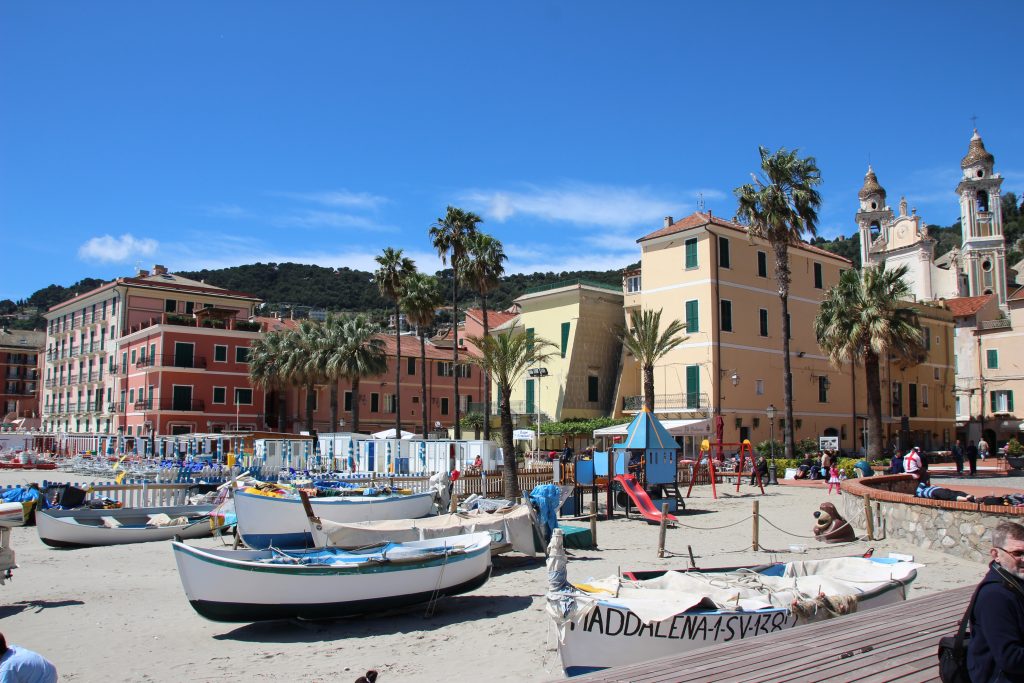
[561,584,973,682]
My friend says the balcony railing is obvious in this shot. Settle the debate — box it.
[155,398,205,412]
[136,354,208,369]
[623,392,711,413]
[133,399,153,410]
[108,402,126,412]
[981,318,1012,330]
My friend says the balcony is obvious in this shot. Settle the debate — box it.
[136,354,208,370]
[623,392,711,414]
[133,398,153,410]
[108,402,126,412]
[154,398,205,412]
[981,318,1012,331]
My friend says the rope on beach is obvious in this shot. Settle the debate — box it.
[672,516,754,532]
[756,513,822,540]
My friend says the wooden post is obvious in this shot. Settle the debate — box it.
[449,490,458,513]
[752,500,760,551]
[863,494,874,541]
[606,450,615,520]
[657,503,669,558]
[589,500,598,549]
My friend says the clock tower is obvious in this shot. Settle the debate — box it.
[957,130,1007,308]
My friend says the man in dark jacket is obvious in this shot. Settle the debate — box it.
[968,521,1024,682]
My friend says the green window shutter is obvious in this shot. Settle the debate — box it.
[686,365,699,408]
[560,322,570,358]
[526,328,535,353]
[685,300,699,333]
[525,379,535,414]
[813,262,823,289]
[720,300,732,332]
[718,236,730,268]
[1009,391,1015,412]
[987,349,998,369]
[685,239,698,269]
[588,376,599,402]
[991,392,998,412]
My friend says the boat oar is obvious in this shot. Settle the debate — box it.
[297,489,320,525]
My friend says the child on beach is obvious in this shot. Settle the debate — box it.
[827,465,841,494]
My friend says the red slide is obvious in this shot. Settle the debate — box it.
[614,474,678,523]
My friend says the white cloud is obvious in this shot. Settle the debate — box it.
[77,234,158,264]
[275,210,395,232]
[275,190,389,210]
[459,182,685,228]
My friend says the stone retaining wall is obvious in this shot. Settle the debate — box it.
[840,474,1023,563]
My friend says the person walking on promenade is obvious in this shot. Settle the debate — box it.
[980,437,990,461]
[967,521,1024,683]
[967,440,979,477]
[951,439,964,476]
[0,633,58,682]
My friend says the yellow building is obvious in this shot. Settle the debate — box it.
[613,211,956,454]
[494,280,624,439]
[972,288,1024,449]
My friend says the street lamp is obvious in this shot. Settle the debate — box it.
[528,367,549,456]
[766,404,778,485]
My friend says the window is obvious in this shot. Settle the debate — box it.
[235,347,250,363]
[720,300,733,332]
[685,300,699,333]
[212,387,226,404]
[561,322,571,358]
[909,384,918,417]
[438,362,451,377]
[214,345,227,362]
[818,377,829,403]
[921,327,931,351]
[757,251,768,278]
[922,385,929,408]
[526,327,534,352]
[440,397,449,415]
[185,301,195,314]
[588,376,599,402]
[234,388,253,405]
[626,275,641,293]
[685,365,700,408]
[813,263,823,289]
[131,349,137,364]
[129,388,135,404]
[987,349,999,369]
[306,389,318,411]
[457,364,471,379]
[759,309,769,337]
[385,394,397,413]
[991,390,1014,413]
[344,391,352,411]
[684,238,698,269]
[370,393,379,412]
[756,379,764,395]
[525,379,535,414]
[892,382,903,417]
[165,299,177,313]
[718,236,730,268]
[407,357,416,375]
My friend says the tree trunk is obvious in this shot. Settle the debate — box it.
[277,391,287,432]
[329,383,338,435]
[774,242,795,459]
[643,364,655,412]
[420,331,428,437]
[351,377,361,433]
[500,386,520,499]
[865,350,884,460]
[305,383,315,432]
[394,302,402,437]
[482,294,491,441]
[452,268,461,439]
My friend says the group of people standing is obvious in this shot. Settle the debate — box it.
[951,438,988,477]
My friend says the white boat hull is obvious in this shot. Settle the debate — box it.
[550,559,916,676]
[173,531,492,622]
[37,505,214,548]
[235,488,436,549]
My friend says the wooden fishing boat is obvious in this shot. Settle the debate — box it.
[234,487,437,549]
[37,505,215,548]
[172,531,493,622]
[546,533,919,677]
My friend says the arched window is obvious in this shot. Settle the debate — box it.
[977,190,989,213]
[869,221,881,238]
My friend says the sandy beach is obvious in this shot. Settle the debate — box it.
[0,470,1012,683]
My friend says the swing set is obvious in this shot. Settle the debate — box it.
[685,438,765,499]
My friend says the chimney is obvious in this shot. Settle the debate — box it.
[152,264,167,275]
[664,216,673,227]
[137,268,150,277]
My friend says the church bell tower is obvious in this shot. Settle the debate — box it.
[855,166,894,267]
[957,130,1007,308]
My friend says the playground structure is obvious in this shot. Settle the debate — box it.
[685,438,765,499]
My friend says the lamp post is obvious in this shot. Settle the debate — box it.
[528,367,549,456]
[766,404,778,485]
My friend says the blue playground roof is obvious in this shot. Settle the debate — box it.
[614,407,679,450]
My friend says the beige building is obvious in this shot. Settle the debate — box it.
[968,288,1024,448]
[612,211,956,454]
[495,280,624,432]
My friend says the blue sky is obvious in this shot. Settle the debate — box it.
[2,1,1022,301]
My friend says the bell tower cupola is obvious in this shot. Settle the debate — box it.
[956,129,1006,308]
[855,166,894,267]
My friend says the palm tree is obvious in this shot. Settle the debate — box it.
[401,272,443,436]
[814,266,926,460]
[466,331,556,498]
[248,330,289,431]
[617,309,688,411]
[331,314,388,433]
[374,247,416,437]
[282,320,323,432]
[430,206,483,438]
[735,146,822,458]
[462,231,507,441]
[311,315,351,433]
